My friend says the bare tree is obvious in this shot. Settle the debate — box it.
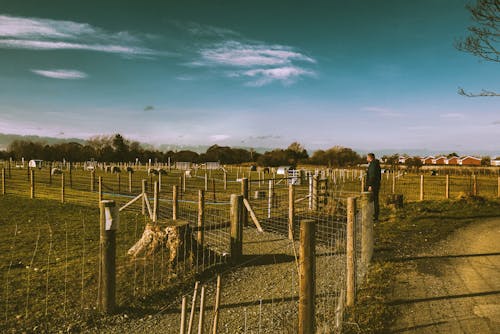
[456,0,499,97]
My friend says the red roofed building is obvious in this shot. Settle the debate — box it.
[458,156,481,166]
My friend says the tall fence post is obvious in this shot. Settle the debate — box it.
[419,175,424,201]
[360,175,365,193]
[98,176,103,203]
[91,170,95,192]
[153,181,158,223]
[61,173,65,203]
[498,176,500,198]
[241,178,249,227]
[128,170,132,193]
[223,171,227,190]
[230,194,243,263]
[298,219,315,334]
[30,169,35,199]
[173,185,178,220]
[445,175,450,199]
[288,184,295,240]
[141,179,147,215]
[69,162,73,188]
[346,197,357,307]
[1,168,5,195]
[204,173,208,191]
[49,162,52,185]
[197,190,205,246]
[472,174,478,196]
[360,192,374,274]
[99,200,118,314]
[392,172,396,194]
[267,179,274,219]
[312,175,319,211]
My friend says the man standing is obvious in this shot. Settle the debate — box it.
[366,153,382,221]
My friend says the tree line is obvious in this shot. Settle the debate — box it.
[0,134,365,167]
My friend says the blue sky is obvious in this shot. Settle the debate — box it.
[0,0,498,153]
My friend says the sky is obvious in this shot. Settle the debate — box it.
[0,0,499,154]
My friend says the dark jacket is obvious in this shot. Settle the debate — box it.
[366,159,382,189]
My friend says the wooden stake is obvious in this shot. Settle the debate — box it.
[241,178,249,226]
[153,181,158,223]
[288,184,295,240]
[298,219,315,334]
[61,173,65,203]
[472,174,477,196]
[230,194,243,263]
[30,169,35,199]
[180,296,187,334]
[392,172,396,194]
[198,190,205,245]
[128,171,132,193]
[445,175,449,199]
[419,175,424,201]
[211,275,221,334]
[197,286,206,334]
[141,179,147,215]
[98,176,103,203]
[91,170,95,192]
[1,168,5,195]
[187,281,199,334]
[360,192,374,270]
[243,198,263,232]
[173,185,178,220]
[99,200,118,314]
[346,197,356,307]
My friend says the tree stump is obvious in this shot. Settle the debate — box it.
[128,220,194,264]
[385,194,403,209]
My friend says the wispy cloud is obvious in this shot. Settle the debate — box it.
[31,69,87,79]
[440,113,465,120]
[361,106,402,118]
[210,134,230,141]
[0,14,161,56]
[195,39,316,86]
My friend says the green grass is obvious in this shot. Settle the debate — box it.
[346,196,500,333]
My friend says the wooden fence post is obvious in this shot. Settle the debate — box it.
[445,175,450,199]
[141,179,147,215]
[198,286,206,334]
[91,170,95,192]
[267,179,274,219]
[230,194,243,263]
[241,178,249,227]
[212,274,222,334]
[498,176,500,198]
[153,181,158,223]
[223,171,227,190]
[117,173,121,194]
[346,197,356,307]
[49,162,52,185]
[180,296,187,334]
[69,162,73,188]
[360,175,365,193]
[1,168,5,195]
[99,200,118,314]
[288,184,295,240]
[204,173,208,191]
[392,171,396,194]
[61,173,65,203]
[197,190,205,246]
[360,192,374,272]
[312,175,319,211]
[30,169,35,199]
[419,175,424,201]
[298,219,315,334]
[128,170,132,193]
[173,185,178,220]
[472,174,477,196]
[98,176,103,203]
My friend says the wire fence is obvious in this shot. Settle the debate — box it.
[3,163,496,332]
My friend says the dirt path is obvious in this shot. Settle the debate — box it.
[388,218,500,333]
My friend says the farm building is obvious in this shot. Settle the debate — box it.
[420,156,434,165]
[205,161,221,170]
[490,158,500,167]
[445,157,459,165]
[431,156,447,165]
[175,162,191,170]
[458,156,481,166]
[276,166,292,175]
[28,159,43,169]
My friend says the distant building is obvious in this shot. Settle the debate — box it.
[458,156,481,166]
[421,156,435,165]
[175,162,191,170]
[445,157,459,165]
[432,156,447,165]
[490,158,500,167]
[205,162,221,170]
[398,156,408,164]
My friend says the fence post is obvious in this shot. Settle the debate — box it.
[117,173,121,194]
[99,200,118,314]
[298,219,315,334]
[360,175,365,192]
[180,296,187,334]
[69,162,73,188]
[204,173,208,191]
[223,171,227,190]
[230,194,243,263]
[61,173,65,203]
[197,190,205,246]
[288,184,295,240]
[30,169,35,199]
[419,175,424,201]
[153,181,158,223]
[472,174,477,196]
[49,162,52,185]
[158,172,162,193]
[312,175,319,211]
[445,175,450,199]
[392,172,396,194]
[1,168,5,195]
[267,179,274,219]
[98,176,103,203]
[360,192,374,273]
[128,170,132,193]
[346,197,357,307]
[141,179,147,215]
[173,185,178,220]
[91,170,95,192]
[241,178,249,227]
[498,176,500,198]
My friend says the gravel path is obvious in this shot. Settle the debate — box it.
[388,218,500,333]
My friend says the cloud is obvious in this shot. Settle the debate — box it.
[440,113,465,120]
[492,120,500,125]
[361,106,402,118]
[0,14,162,57]
[173,21,240,38]
[210,134,230,141]
[31,69,87,79]
[196,40,316,86]
[241,66,314,86]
